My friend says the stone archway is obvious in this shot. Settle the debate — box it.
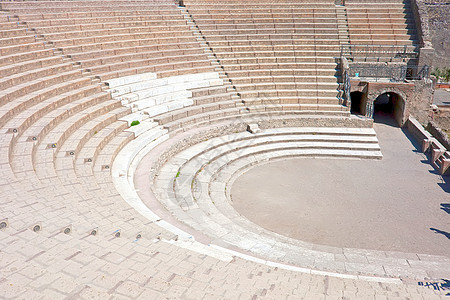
[372,92,405,126]
[366,89,408,126]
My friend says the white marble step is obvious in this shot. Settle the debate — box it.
[154,144,383,267]
[128,90,191,108]
[112,127,168,178]
[107,71,225,120]
[107,72,222,98]
[118,111,149,126]
[106,72,157,88]
[263,127,377,135]
[159,128,384,226]
[158,127,383,217]
[142,98,195,117]
[124,120,160,137]
[170,128,380,164]
[170,143,382,207]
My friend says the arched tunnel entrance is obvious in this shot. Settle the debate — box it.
[373,92,405,126]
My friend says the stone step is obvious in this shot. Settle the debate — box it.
[124,119,160,138]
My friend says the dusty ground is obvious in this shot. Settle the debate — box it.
[231,117,450,257]
[434,88,450,106]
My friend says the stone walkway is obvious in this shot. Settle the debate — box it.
[434,89,450,106]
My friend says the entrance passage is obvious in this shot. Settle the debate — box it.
[373,92,404,126]
[350,91,363,114]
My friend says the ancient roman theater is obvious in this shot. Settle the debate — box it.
[0,0,449,298]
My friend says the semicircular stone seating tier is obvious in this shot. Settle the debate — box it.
[0,0,225,242]
[113,123,450,281]
[152,128,384,267]
[1,0,352,137]
[0,0,243,249]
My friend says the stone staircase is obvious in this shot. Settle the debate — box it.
[179,5,241,102]
[182,0,348,115]
[335,5,350,48]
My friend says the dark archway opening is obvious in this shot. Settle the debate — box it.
[350,91,363,114]
[373,92,405,126]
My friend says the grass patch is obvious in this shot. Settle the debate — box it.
[130,120,140,126]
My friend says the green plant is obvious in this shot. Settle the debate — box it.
[445,68,450,82]
[175,171,180,178]
[130,120,140,126]
[431,67,450,83]
[431,67,442,81]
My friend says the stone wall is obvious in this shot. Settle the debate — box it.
[412,0,450,67]
[427,121,450,149]
[408,79,435,124]
[431,30,450,67]
[407,115,432,146]
[432,105,450,131]
[350,79,434,125]
[410,0,430,47]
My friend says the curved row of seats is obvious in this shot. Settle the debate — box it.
[346,0,418,46]
[0,1,216,239]
[0,0,287,247]
[343,0,419,62]
[2,1,214,81]
[182,0,346,114]
[1,0,257,139]
[152,128,383,268]
[0,1,344,260]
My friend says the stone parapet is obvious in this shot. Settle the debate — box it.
[428,120,450,149]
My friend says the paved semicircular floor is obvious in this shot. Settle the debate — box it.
[231,121,450,257]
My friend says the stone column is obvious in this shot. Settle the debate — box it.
[365,101,374,118]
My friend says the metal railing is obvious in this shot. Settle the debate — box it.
[340,44,419,62]
[349,64,430,82]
